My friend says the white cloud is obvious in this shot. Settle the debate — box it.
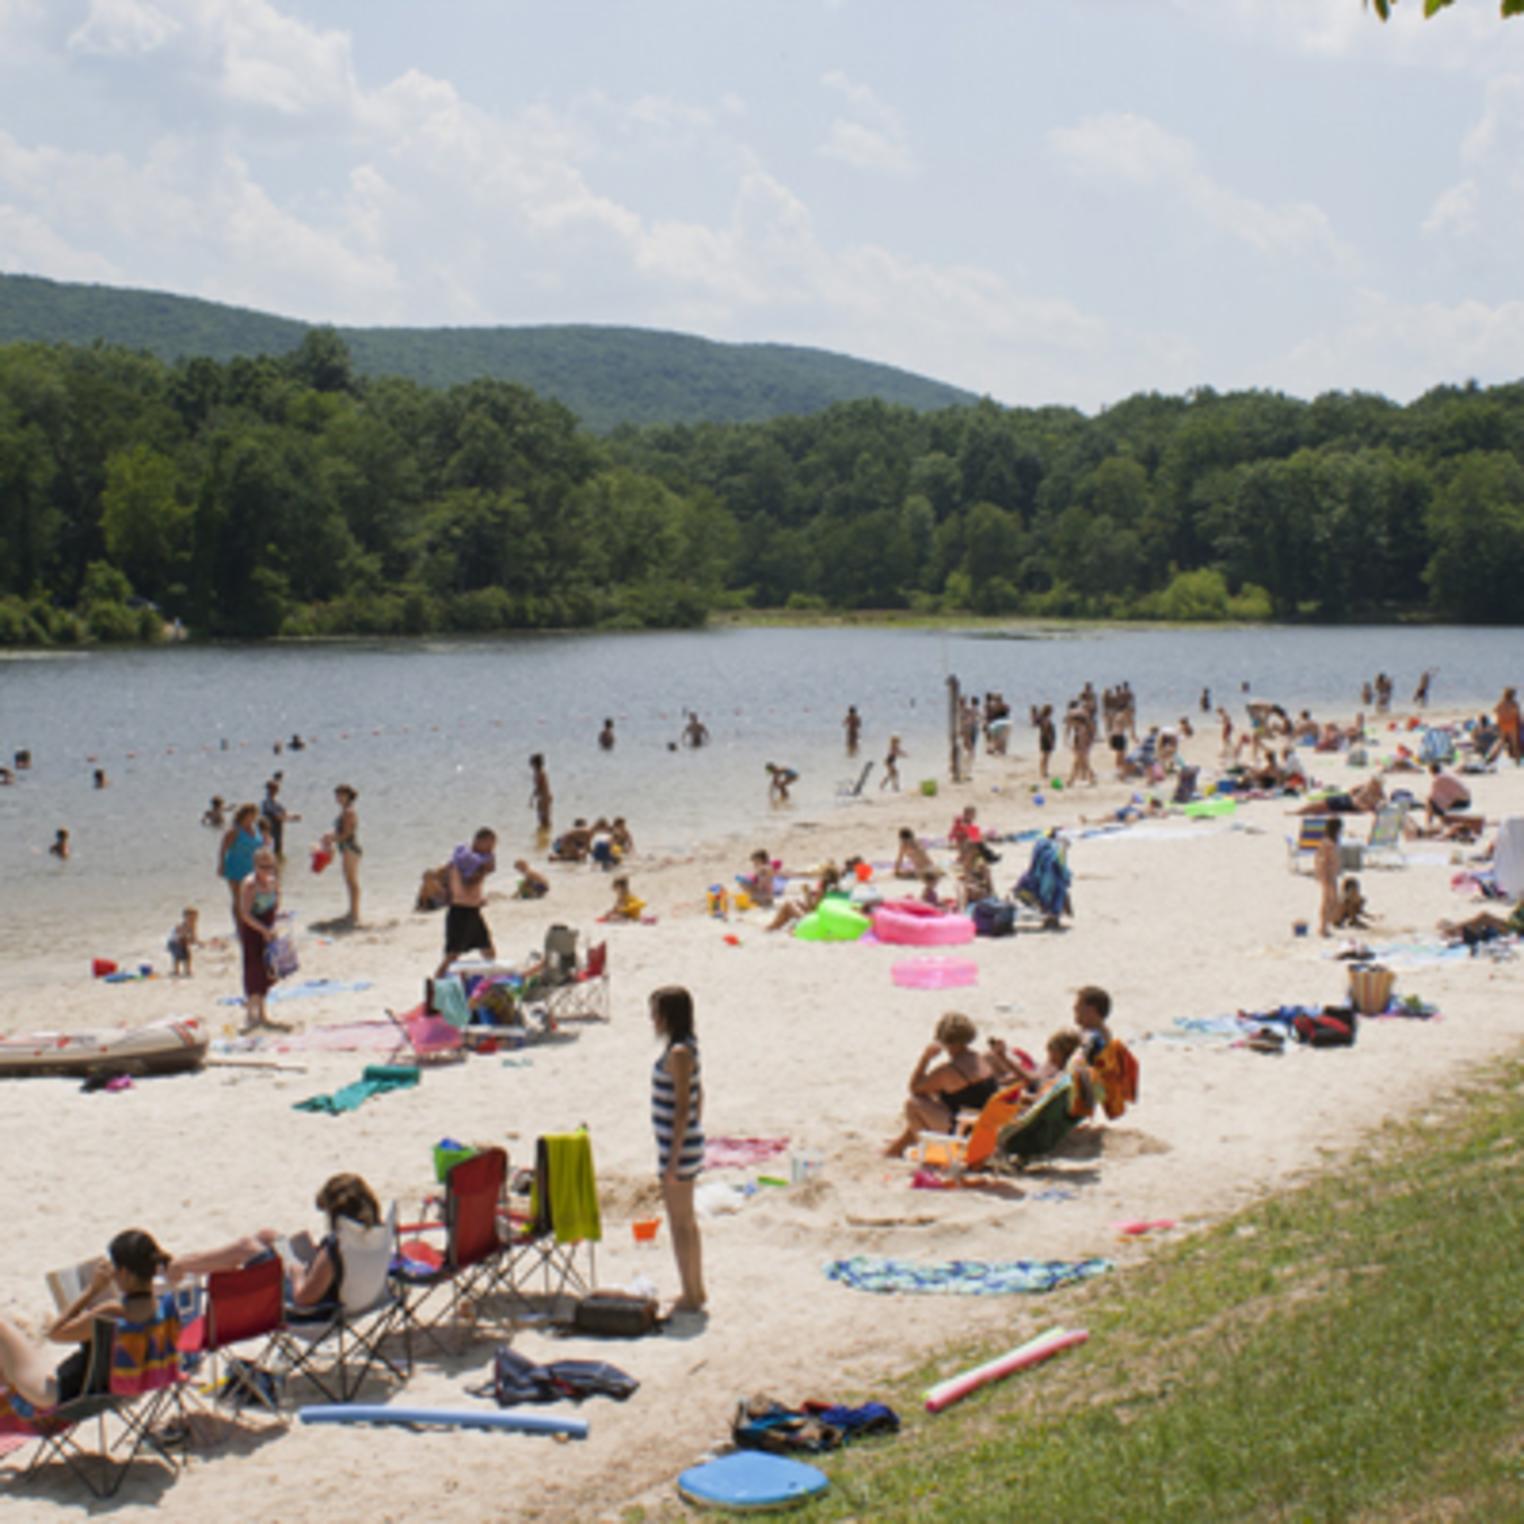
[1282,289,1524,399]
[1049,112,1357,268]
[818,68,915,174]
[1170,0,1506,73]
[0,203,122,281]
[1423,178,1480,238]
[67,0,180,57]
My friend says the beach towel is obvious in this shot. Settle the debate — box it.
[704,1137,790,1169]
[823,1256,1111,1295]
[293,1064,419,1115]
[732,1397,899,1453]
[535,1132,602,1245]
[429,974,472,1029]
[1014,836,1072,920]
[218,979,374,1008]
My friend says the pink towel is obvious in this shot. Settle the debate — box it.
[703,1137,789,1169]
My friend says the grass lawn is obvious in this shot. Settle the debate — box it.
[646,1058,1524,1522]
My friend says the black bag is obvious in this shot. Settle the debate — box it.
[476,1345,638,1404]
[971,898,1016,938]
[571,1292,660,1338]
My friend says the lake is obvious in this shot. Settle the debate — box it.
[0,623,1515,985]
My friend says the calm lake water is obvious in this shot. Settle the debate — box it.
[0,624,1516,979]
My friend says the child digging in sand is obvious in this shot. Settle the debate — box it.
[1334,877,1371,930]
[609,876,646,921]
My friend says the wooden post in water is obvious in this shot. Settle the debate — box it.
[947,675,962,783]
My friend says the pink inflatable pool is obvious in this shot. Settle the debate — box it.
[892,957,979,990]
[873,900,976,946]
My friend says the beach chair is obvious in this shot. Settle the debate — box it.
[991,1073,1092,1170]
[499,1133,601,1314]
[5,1304,188,1499]
[274,1205,408,1403]
[177,1255,289,1425]
[1286,815,1332,873]
[395,1147,509,1357]
[542,941,610,1024]
[1364,803,1409,869]
[913,1082,1031,1176]
[386,990,468,1065]
[836,762,873,798]
[543,925,580,985]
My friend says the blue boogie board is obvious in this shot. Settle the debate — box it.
[299,1405,587,1439]
[677,1450,829,1511]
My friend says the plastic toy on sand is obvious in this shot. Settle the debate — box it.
[300,1405,588,1438]
[873,900,976,946]
[311,846,334,874]
[892,957,979,990]
[793,898,871,942]
[677,1451,829,1511]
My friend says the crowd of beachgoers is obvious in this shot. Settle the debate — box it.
[2,666,1523,1516]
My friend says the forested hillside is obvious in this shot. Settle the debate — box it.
[0,273,976,430]
[0,331,1521,645]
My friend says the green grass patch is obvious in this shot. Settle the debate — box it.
[765,1064,1524,1522]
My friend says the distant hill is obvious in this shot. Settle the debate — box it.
[0,271,979,431]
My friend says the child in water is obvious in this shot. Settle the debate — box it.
[765,763,798,803]
[167,908,201,977]
[514,859,549,899]
[49,828,69,861]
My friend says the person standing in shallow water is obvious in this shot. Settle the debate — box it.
[326,785,362,925]
[598,719,616,752]
[529,754,553,835]
[650,985,706,1316]
[843,705,862,756]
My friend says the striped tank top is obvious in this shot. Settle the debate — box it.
[652,1039,704,1175]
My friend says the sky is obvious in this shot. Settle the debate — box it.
[0,0,1520,411]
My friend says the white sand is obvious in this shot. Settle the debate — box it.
[3,712,1522,1520]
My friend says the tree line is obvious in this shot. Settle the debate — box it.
[1,329,1522,642]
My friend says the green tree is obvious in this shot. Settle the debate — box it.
[100,444,185,603]
[1425,453,1524,621]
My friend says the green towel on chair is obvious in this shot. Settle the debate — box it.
[294,1064,420,1115]
[532,1132,603,1244]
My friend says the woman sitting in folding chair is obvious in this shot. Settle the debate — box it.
[167,1173,382,1323]
[0,1230,172,1423]
[884,1012,1025,1159]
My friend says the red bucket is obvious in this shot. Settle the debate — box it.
[91,957,118,978]
[310,847,334,874]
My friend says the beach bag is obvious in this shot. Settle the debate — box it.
[476,1345,638,1405]
[570,1292,660,1338]
[265,935,299,982]
[970,898,1016,938]
[1348,964,1396,1016]
[1292,1009,1357,1048]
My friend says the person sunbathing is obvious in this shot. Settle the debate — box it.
[166,1174,382,1322]
[0,1230,172,1419]
[884,1012,1003,1158]
[1438,901,1524,949]
[1424,764,1472,829]
[767,865,840,931]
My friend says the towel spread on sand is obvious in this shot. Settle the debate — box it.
[704,1137,790,1169]
[824,1256,1111,1296]
[293,1064,419,1115]
[219,978,374,1007]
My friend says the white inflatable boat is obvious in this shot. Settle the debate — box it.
[0,1016,209,1078]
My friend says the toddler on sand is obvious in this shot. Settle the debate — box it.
[167,907,201,977]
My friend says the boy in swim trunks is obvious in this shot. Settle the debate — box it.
[437,828,496,976]
[167,907,201,976]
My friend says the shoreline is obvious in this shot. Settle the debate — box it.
[3,704,1522,1518]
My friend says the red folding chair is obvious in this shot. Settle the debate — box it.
[177,1256,288,1424]
[395,1147,508,1357]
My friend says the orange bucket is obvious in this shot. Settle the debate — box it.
[631,1218,661,1243]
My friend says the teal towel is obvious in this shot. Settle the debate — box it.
[432,975,472,1030]
[294,1065,420,1115]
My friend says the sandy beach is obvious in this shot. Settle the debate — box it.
[3,708,1522,1521]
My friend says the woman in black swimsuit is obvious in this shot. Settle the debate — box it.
[885,1012,1013,1157]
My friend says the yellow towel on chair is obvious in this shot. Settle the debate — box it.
[534,1132,603,1245]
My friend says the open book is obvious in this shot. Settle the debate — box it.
[45,1258,103,1313]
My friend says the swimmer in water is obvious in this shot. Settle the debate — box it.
[50,828,70,860]
[598,719,616,752]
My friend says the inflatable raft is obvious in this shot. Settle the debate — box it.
[0,1016,208,1079]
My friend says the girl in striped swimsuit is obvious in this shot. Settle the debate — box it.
[650,985,706,1315]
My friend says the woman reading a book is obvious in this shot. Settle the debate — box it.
[0,1230,171,1419]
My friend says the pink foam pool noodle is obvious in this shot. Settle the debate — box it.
[924,1326,1088,1413]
